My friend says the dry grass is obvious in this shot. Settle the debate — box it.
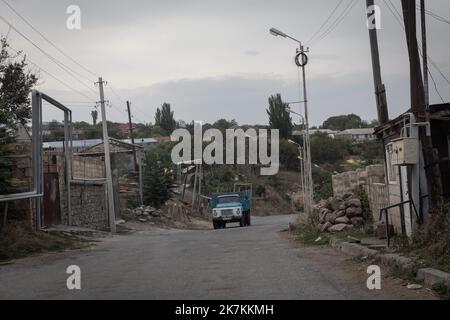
[0,221,88,261]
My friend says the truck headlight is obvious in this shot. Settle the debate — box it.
[236,208,241,215]
[213,210,218,217]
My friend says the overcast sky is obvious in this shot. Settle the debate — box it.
[1,0,449,127]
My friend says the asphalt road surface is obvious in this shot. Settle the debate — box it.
[0,215,434,299]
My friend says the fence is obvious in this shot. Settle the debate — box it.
[367,182,390,222]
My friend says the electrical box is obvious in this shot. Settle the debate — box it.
[388,137,418,166]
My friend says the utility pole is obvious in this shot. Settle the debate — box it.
[401,0,443,233]
[96,77,116,233]
[297,45,313,216]
[420,0,429,113]
[192,164,198,207]
[366,0,389,124]
[126,101,138,171]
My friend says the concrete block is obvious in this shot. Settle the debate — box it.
[379,253,415,273]
[417,268,450,287]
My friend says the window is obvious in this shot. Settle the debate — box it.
[217,195,239,204]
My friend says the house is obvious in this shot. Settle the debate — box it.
[374,103,450,237]
[335,128,376,141]
[293,129,338,138]
[79,138,144,175]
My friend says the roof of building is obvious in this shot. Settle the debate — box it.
[374,103,450,137]
[335,128,375,135]
[43,137,158,149]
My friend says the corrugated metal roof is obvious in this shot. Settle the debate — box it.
[43,137,158,149]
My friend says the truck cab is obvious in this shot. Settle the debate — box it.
[210,191,251,229]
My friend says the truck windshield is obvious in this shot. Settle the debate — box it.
[217,196,239,204]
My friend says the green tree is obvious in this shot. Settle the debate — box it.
[0,37,37,193]
[155,103,176,135]
[0,37,38,128]
[0,129,14,193]
[322,114,363,131]
[45,120,65,141]
[91,109,98,126]
[212,119,238,134]
[310,132,347,164]
[142,149,173,208]
[155,108,161,126]
[266,94,293,139]
[279,139,301,171]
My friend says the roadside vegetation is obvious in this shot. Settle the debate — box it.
[394,203,450,274]
[0,221,90,262]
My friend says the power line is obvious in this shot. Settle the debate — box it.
[415,5,450,25]
[8,45,97,102]
[0,0,98,78]
[382,0,447,102]
[307,0,345,44]
[0,15,97,95]
[107,85,149,121]
[313,0,358,44]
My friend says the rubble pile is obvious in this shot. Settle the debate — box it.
[316,192,365,233]
[124,205,170,224]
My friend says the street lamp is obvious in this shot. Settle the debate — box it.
[270,27,314,216]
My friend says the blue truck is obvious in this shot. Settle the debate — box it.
[210,184,252,229]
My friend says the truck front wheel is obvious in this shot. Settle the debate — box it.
[245,212,251,226]
[239,216,245,227]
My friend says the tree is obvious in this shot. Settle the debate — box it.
[322,114,363,131]
[155,108,161,126]
[310,132,347,164]
[279,139,301,171]
[266,94,293,139]
[142,148,173,208]
[91,109,98,126]
[46,120,65,141]
[0,37,38,129]
[0,37,37,193]
[155,103,176,135]
[212,119,238,134]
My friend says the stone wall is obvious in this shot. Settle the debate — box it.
[70,181,109,230]
[42,152,109,230]
[72,155,104,179]
[332,164,385,196]
[332,164,388,224]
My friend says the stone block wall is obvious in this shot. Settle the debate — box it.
[70,181,109,230]
[332,164,385,196]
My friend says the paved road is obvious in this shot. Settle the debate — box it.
[0,215,433,299]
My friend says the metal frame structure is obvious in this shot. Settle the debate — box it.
[0,90,73,229]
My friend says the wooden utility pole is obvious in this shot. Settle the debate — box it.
[126,101,138,172]
[366,0,389,124]
[97,77,116,233]
[420,0,429,113]
[401,0,443,234]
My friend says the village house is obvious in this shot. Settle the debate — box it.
[334,128,376,141]
[373,103,450,237]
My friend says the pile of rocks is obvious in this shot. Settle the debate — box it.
[125,205,169,223]
[317,192,365,233]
